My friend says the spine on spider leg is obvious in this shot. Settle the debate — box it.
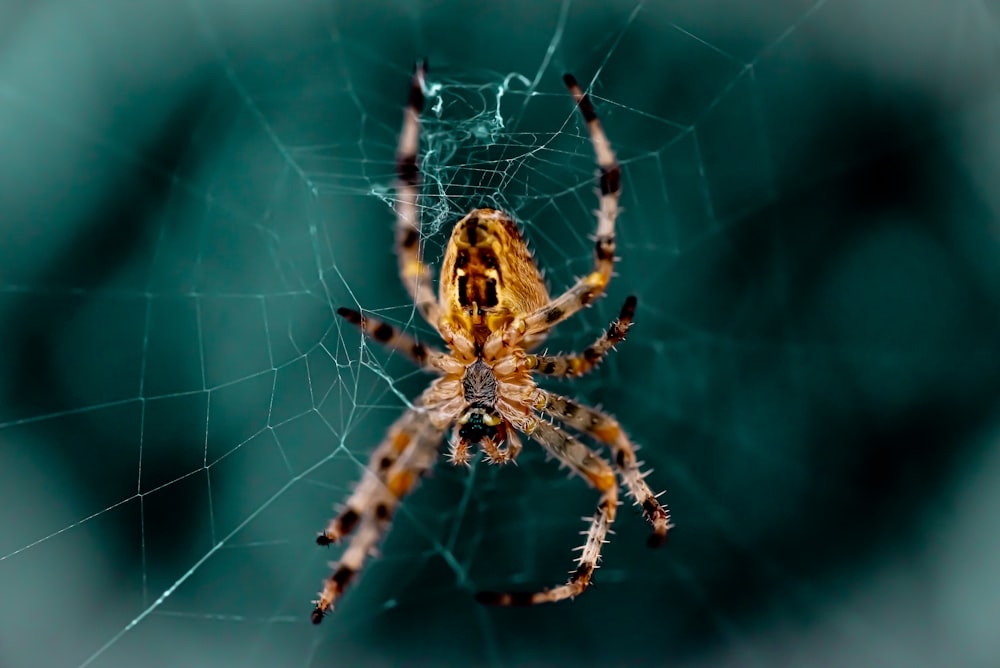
[574,294,637,375]
[617,449,672,548]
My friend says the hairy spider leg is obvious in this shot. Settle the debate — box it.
[394,59,442,329]
[316,406,432,547]
[539,390,672,547]
[313,407,443,623]
[525,295,637,377]
[337,307,446,371]
[476,420,618,605]
[505,73,623,344]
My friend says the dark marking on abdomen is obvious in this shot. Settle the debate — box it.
[480,248,498,269]
[453,240,504,311]
[457,275,470,307]
[483,278,499,308]
[457,275,499,311]
[465,215,480,246]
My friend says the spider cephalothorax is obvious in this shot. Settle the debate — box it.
[311,61,672,624]
[454,358,506,461]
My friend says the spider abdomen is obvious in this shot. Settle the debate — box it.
[439,208,549,341]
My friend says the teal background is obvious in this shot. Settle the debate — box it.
[1,1,999,667]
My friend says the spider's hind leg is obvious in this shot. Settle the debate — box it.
[505,72,623,344]
[393,59,442,330]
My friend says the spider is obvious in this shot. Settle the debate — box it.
[311,61,671,624]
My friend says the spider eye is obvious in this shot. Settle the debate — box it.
[458,409,500,443]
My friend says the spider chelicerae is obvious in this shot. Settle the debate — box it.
[312,61,672,624]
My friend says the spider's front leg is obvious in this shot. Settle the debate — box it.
[476,420,618,605]
[316,407,428,546]
[539,390,672,547]
[313,407,443,623]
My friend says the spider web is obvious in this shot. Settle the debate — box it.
[2,0,1000,666]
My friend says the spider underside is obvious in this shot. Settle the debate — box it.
[312,62,672,624]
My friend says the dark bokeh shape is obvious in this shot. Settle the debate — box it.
[3,83,224,569]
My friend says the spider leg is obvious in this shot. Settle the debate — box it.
[337,307,447,371]
[316,406,430,546]
[538,391,672,547]
[313,406,443,623]
[524,295,636,378]
[505,73,622,344]
[394,59,442,330]
[476,420,617,605]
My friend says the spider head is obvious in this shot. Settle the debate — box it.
[458,358,503,444]
[457,406,502,444]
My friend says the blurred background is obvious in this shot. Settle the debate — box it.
[1,0,998,666]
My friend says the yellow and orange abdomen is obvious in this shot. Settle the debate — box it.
[438,209,548,343]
